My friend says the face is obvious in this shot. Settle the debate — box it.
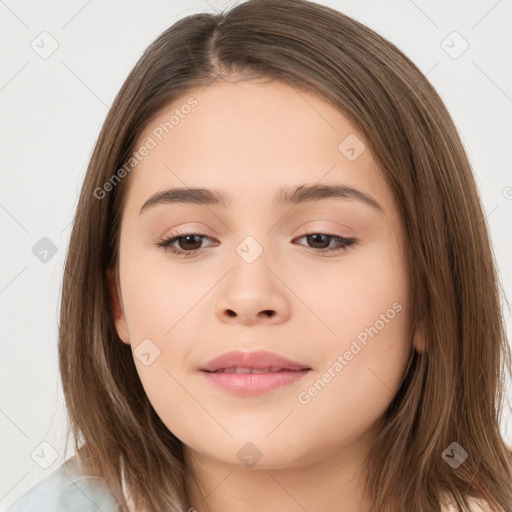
[109,78,419,470]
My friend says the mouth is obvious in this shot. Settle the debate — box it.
[205,366,305,374]
[201,368,311,395]
[199,350,311,395]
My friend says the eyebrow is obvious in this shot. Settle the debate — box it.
[139,183,383,215]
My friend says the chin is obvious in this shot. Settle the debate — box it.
[188,435,317,471]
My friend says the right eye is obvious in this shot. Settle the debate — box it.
[155,231,217,258]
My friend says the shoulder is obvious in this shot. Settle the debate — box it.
[4,456,123,512]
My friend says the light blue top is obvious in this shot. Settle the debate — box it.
[4,456,124,512]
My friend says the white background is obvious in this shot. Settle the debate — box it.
[1,0,511,508]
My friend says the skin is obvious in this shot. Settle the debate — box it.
[109,78,423,512]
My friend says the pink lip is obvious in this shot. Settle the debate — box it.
[199,350,311,396]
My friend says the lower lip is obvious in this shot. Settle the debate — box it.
[201,369,310,395]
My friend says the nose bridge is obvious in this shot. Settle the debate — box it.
[214,231,291,324]
[230,233,274,294]
[235,234,267,266]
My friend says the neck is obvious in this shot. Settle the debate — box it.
[184,427,377,512]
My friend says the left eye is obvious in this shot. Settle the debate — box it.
[156,231,357,258]
[294,232,357,253]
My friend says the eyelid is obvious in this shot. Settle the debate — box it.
[156,226,358,259]
[158,228,217,247]
[294,225,352,239]
[160,224,353,244]
[293,221,358,248]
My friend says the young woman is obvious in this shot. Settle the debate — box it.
[6,0,512,510]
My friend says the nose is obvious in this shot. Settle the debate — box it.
[215,253,291,326]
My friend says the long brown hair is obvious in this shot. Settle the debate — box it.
[58,1,512,510]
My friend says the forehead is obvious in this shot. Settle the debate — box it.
[123,79,392,215]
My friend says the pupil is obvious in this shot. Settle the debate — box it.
[181,235,202,250]
[308,234,329,249]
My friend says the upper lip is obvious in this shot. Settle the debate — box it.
[200,350,311,372]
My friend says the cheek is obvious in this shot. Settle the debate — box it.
[291,239,409,346]
[293,239,412,404]
[118,243,214,431]
[119,242,209,341]
[291,297,411,458]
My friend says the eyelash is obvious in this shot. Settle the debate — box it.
[155,229,357,258]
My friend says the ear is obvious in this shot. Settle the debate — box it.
[107,267,131,345]
[412,322,426,354]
